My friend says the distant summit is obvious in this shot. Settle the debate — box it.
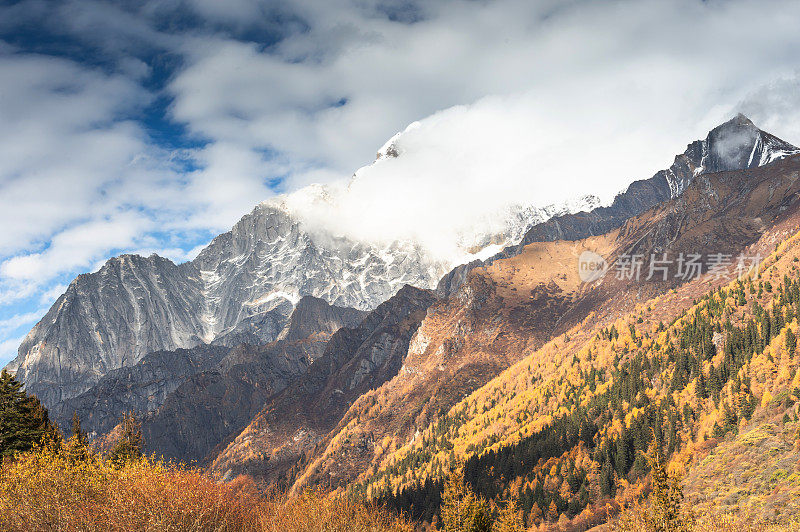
[688,112,799,176]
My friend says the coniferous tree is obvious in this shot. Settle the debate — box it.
[695,371,708,400]
[66,411,89,461]
[786,329,797,357]
[600,462,616,497]
[108,411,143,464]
[644,448,692,531]
[493,498,524,532]
[546,500,559,522]
[0,369,58,457]
[614,435,630,476]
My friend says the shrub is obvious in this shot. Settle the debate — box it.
[0,439,411,532]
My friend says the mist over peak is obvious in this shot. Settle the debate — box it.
[260,111,798,268]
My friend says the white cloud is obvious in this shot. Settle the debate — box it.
[1,213,152,281]
[0,310,45,366]
[166,0,800,261]
[0,55,151,255]
[39,284,69,306]
[4,0,800,355]
[0,310,44,334]
[0,335,25,367]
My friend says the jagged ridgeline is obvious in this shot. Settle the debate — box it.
[368,228,800,528]
[10,114,797,411]
[5,114,800,531]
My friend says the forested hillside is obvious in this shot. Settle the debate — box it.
[364,217,800,529]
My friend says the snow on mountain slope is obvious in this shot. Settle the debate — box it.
[8,114,795,408]
[663,113,800,197]
[6,139,597,406]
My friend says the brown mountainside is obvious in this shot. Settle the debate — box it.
[211,285,436,485]
[358,158,800,529]
[266,154,800,497]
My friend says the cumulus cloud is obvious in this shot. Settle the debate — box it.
[1,214,152,282]
[0,309,46,365]
[0,311,46,335]
[3,0,800,363]
[163,0,800,263]
[0,54,149,254]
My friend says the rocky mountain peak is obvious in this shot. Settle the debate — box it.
[10,114,798,411]
[688,113,798,177]
[7,199,444,406]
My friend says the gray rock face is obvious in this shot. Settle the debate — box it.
[211,285,437,484]
[276,296,366,342]
[140,296,366,463]
[51,296,364,455]
[8,202,439,407]
[12,254,208,406]
[140,342,319,463]
[51,344,230,438]
[690,114,799,176]
[191,204,440,335]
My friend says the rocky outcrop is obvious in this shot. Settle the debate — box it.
[516,113,799,246]
[51,296,364,455]
[51,344,230,438]
[10,255,207,406]
[139,296,366,463]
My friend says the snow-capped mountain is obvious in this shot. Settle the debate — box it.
[5,203,439,406]
[6,151,597,407]
[7,114,797,408]
[437,114,800,296]
[662,113,799,197]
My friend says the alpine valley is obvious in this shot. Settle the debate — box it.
[8,114,800,530]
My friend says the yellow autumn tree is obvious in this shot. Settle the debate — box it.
[440,462,491,532]
[493,498,524,532]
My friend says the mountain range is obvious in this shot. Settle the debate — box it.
[6,113,800,529]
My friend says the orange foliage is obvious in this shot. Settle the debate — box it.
[0,440,411,532]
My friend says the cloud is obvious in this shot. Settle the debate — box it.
[4,0,800,356]
[39,284,69,306]
[0,53,151,255]
[738,75,800,142]
[0,310,45,366]
[162,0,800,263]
[0,335,25,367]
[0,310,45,335]
[1,213,152,281]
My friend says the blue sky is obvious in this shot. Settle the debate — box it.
[3,0,800,366]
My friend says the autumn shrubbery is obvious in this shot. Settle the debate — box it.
[616,506,800,532]
[0,438,412,532]
[0,369,409,532]
[613,449,800,532]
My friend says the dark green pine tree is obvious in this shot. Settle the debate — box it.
[0,369,58,457]
[108,411,144,464]
[600,462,616,497]
[786,329,797,358]
[71,411,87,446]
[66,411,90,461]
[614,434,630,476]
[695,371,708,400]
